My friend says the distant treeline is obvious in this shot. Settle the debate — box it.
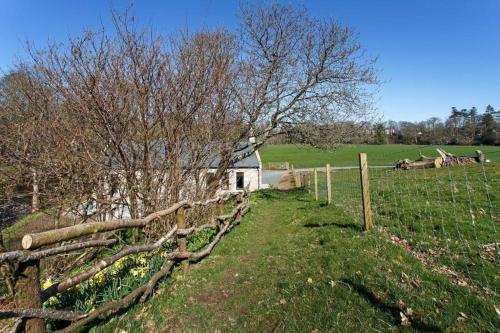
[269,105,499,146]
[380,105,499,145]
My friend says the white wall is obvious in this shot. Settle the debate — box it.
[76,165,262,221]
[225,168,260,192]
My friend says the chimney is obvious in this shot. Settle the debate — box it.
[249,128,256,143]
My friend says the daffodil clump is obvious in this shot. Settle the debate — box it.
[41,231,214,322]
[42,251,166,315]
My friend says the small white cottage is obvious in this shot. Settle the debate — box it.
[81,139,261,220]
[215,139,262,193]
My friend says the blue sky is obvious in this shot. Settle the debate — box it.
[1,0,499,121]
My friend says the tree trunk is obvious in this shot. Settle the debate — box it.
[31,169,39,213]
[15,260,46,333]
[0,233,14,296]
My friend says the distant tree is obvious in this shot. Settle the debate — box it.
[399,121,419,144]
[485,104,500,123]
[480,112,498,145]
[386,120,399,143]
[422,117,443,144]
[373,123,387,144]
[465,107,479,144]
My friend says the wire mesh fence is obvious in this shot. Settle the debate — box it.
[315,167,364,223]
[306,154,498,294]
[368,162,498,293]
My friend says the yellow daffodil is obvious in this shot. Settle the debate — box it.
[42,279,53,290]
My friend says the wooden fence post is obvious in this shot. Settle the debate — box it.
[306,173,311,193]
[217,199,225,230]
[291,164,296,187]
[218,199,225,217]
[326,164,332,205]
[314,168,318,201]
[235,194,243,220]
[358,153,373,231]
[15,260,46,333]
[296,171,302,188]
[176,207,189,272]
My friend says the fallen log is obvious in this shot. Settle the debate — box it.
[395,149,485,170]
[395,158,442,170]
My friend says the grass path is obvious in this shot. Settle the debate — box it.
[95,189,498,333]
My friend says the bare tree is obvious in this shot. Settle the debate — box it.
[0,3,378,238]
[227,3,379,150]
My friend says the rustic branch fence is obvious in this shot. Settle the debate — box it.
[0,192,250,332]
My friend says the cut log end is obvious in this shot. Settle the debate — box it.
[21,235,33,250]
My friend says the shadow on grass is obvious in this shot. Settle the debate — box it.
[295,197,313,202]
[303,222,361,231]
[341,279,442,332]
[253,189,282,201]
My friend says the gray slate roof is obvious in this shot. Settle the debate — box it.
[210,142,260,169]
[114,141,260,170]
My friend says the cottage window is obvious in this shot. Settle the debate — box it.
[236,172,244,190]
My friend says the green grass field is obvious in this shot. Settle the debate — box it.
[260,144,500,168]
[93,189,498,333]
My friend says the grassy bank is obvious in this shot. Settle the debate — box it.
[93,189,498,333]
[260,144,500,168]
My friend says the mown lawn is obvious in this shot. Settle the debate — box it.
[260,144,500,168]
[93,189,498,333]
